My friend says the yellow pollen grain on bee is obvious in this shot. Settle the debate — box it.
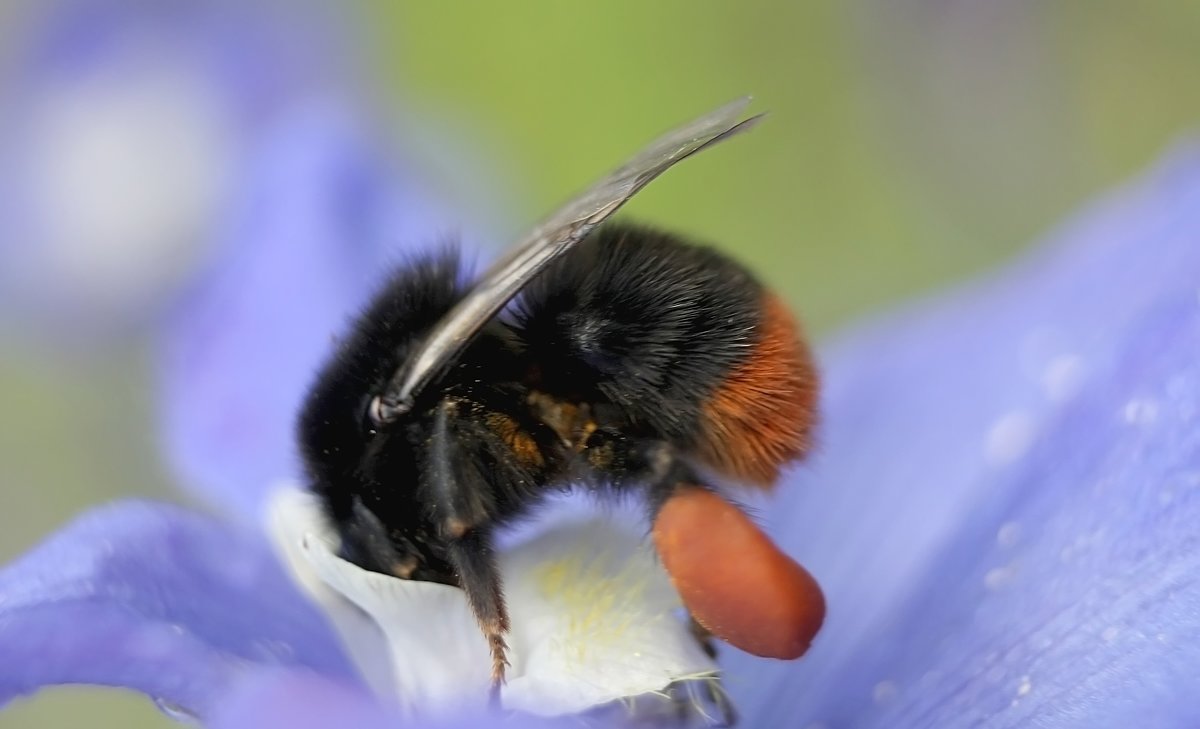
[485,412,546,468]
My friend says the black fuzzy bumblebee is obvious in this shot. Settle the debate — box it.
[298,100,819,703]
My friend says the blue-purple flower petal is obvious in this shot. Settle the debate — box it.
[0,500,357,717]
[730,144,1200,726]
[157,106,466,520]
[5,0,343,112]
[209,671,399,729]
[210,669,597,729]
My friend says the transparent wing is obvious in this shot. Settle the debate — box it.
[378,97,764,417]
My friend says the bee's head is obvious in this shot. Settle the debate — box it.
[296,249,466,580]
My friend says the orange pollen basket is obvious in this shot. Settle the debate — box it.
[652,487,825,660]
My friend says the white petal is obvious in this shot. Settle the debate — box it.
[500,518,715,716]
[266,487,490,717]
[267,488,396,701]
[266,485,716,719]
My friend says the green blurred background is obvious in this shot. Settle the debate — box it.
[1,1,1197,726]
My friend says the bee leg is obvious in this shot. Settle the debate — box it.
[625,673,737,728]
[645,467,739,726]
[675,673,737,728]
[638,618,733,726]
[446,528,510,696]
[427,400,512,695]
[689,615,719,659]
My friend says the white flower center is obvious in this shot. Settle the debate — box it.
[267,486,717,720]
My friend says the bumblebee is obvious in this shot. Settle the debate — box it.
[298,100,821,712]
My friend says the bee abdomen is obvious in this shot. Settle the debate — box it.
[516,223,817,484]
[695,293,818,485]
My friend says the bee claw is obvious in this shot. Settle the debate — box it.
[620,674,737,728]
[696,676,738,728]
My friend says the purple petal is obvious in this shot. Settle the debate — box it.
[157,106,467,520]
[730,144,1200,725]
[210,671,398,729]
[210,670,600,729]
[0,500,357,717]
[5,0,344,112]
[816,264,1200,727]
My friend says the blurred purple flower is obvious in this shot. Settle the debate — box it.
[0,86,465,721]
[1,23,1198,719]
[0,0,355,337]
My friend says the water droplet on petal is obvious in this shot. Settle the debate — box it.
[872,680,899,704]
[153,697,199,723]
[996,522,1022,548]
[1123,398,1159,425]
[1041,354,1084,402]
[984,565,1017,591]
[984,411,1036,466]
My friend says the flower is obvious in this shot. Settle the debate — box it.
[269,487,720,719]
[2,10,1199,724]
[0,0,351,338]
